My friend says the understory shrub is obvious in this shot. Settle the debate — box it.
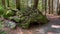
[0,5,5,16]
[0,30,7,34]
[0,6,48,29]
[3,10,15,19]
[0,5,15,18]
[0,20,4,29]
[12,7,48,28]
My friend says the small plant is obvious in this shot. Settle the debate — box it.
[3,10,15,19]
[0,30,7,34]
[0,5,5,16]
[0,20,4,29]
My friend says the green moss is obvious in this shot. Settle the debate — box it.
[3,10,15,18]
[0,20,4,29]
[13,17,20,22]
[20,18,31,28]
[18,7,48,28]
[36,15,48,23]
[0,6,48,29]
[0,5,5,16]
[0,6,14,18]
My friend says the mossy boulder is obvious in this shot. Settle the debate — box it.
[18,7,48,28]
[5,7,48,29]
[4,21,16,29]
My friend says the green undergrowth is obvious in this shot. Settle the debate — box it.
[0,20,7,34]
[0,6,48,29]
[0,20,4,29]
[0,30,7,34]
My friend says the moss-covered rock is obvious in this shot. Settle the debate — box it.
[18,7,48,28]
[0,7,48,29]
[4,21,16,29]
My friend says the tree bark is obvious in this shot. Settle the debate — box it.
[2,0,6,8]
[45,0,47,15]
[33,0,39,9]
[59,4,60,13]
[57,0,59,13]
[52,0,53,14]
[16,0,20,10]
[7,0,10,7]
[48,0,50,14]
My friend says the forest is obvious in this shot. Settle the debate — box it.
[0,0,60,34]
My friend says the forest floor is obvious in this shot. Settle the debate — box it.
[2,14,60,34]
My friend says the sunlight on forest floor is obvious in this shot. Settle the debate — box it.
[51,25,60,28]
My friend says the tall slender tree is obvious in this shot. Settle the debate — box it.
[52,0,53,14]
[33,0,39,9]
[2,0,6,8]
[7,0,10,7]
[58,0,60,11]
[48,0,50,14]
[45,0,47,15]
[57,0,59,14]
[42,0,43,11]
[57,0,60,15]
[16,0,20,10]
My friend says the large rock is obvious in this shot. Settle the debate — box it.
[7,7,48,29]
[4,20,16,29]
[19,7,48,28]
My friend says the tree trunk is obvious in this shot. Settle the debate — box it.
[33,0,39,9]
[52,0,53,14]
[16,0,20,10]
[7,0,10,7]
[57,0,59,14]
[2,0,6,8]
[59,3,60,14]
[48,0,50,14]
[45,0,47,15]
